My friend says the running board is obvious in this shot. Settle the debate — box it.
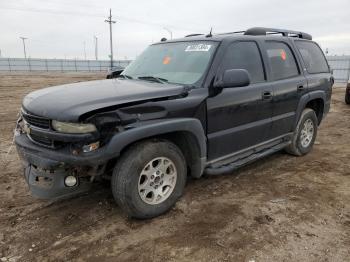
[204,141,290,176]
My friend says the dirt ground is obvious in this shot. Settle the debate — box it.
[0,73,349,262]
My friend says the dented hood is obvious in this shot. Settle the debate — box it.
[22,79,186,122]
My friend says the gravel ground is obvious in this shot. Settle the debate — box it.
[0,73,349,262]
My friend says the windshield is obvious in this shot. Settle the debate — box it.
[122,41,218,85]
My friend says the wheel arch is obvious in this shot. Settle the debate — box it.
[295,91,326,128]
[105,118,207,178]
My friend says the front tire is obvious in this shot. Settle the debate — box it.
[286,108,318,156]
[111,139,187,219]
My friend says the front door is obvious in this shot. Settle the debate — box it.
[206,41,273,161]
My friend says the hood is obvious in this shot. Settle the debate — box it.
[22,79,186,122]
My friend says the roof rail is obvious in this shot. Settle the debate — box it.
[216,31,245,36]
[185,33,205,37]
[244,27,312,40]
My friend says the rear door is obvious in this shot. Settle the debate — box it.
[294,40,333,113]
[206,40,273,161]
[262,40,307,138]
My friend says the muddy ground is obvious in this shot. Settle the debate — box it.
[0,73,349,262]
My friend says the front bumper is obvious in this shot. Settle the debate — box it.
[23,164,93,199]
[15,134,110,199]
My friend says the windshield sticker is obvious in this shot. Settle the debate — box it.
[280,50,287,60]
[185,44,211,52]
[163,56,171,65]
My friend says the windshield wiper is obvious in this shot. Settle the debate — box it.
[137,76,169,83]
[117,74,133,79]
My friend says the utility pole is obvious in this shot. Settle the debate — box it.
[94,35,98,60]
[105,8,116,69]
[20,37,28,59]
[83,41,87,60]
[163,27,173,39]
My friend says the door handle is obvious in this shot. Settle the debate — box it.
[297,84,304,91]
[262,91,272,100]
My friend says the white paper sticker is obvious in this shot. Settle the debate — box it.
[185,44,211,52]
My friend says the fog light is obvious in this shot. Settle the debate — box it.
[64,176,77,187]
[82,141,100,153]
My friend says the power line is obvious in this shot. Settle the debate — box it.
[19,37,28,59]
[83,41,86,60]
[0,6,207,32]
[94,35,98,60]
[105,9,116,69]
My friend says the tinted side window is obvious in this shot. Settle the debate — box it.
[265,41,299,80]
[295,41,329,74]
[221,41,265,84]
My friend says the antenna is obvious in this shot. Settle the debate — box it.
[206,27,213,38]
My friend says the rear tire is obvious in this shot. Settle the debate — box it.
[111,139,187,219]
[345,91,350,104]
[286,108,318,156]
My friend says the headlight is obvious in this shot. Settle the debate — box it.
[52,120,97,134]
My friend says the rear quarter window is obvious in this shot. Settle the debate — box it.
[295,41,329,74]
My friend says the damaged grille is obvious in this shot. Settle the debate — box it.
[22,111,50,129]
[22,110,55,148]
[28,133,54,148]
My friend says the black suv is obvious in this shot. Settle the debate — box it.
[15,27,333,219]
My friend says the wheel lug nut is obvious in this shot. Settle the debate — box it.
[150,182,154,186]
[161,174,164,178]
[156,171,160,175]
[155,185,158,189]
[151,175,154,179]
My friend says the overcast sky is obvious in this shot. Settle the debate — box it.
[0,0,349,60]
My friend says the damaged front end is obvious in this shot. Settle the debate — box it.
[15,85,191,200]
[15,110,116,200]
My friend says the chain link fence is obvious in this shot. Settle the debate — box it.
[0,58,131,72]
[326,56,350,85]
[1,56,349,85]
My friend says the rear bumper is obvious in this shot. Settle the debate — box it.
[15,134,110,199]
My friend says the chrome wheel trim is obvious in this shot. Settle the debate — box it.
[300,118,314,148]
[137,157,177,205]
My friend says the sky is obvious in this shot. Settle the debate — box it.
[0,0,349,60]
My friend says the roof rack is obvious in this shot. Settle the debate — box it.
[184,27,312,40]
[244,27,312,40]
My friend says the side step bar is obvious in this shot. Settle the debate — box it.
[204,141,290,176]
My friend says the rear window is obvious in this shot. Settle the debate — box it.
[265,41,299,81]
[295,41,329,74]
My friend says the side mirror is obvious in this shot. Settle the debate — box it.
[214,69,251,88]
[107,69,123,79]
